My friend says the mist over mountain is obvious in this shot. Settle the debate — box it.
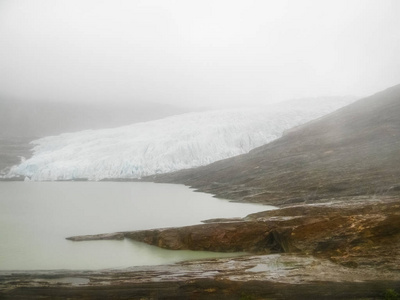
[0,98,188,138]
[152,84,400,205]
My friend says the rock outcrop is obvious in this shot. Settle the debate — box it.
[67,196,400,271]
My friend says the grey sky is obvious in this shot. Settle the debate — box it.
[0,0,399,108]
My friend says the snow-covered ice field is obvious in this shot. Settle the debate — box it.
[6,97,355,181]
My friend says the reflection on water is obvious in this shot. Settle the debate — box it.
[0,182,274,270]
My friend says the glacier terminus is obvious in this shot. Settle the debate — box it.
[6,98,355,181]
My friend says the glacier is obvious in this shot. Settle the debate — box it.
[6,97,356,181]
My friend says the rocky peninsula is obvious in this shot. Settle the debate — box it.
[2,196,400,299]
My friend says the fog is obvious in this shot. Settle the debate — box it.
[1,0,399,109]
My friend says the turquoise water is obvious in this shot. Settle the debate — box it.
[0,181,274,270]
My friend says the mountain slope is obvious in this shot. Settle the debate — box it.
[152,84,400,205]
[4,97,354,180]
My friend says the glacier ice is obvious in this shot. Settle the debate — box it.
[7,98,356,181]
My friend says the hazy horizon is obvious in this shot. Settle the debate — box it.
[1,0,400,109]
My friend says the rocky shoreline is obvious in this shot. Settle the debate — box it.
[1,254,400,299]
[66,196,400,270]
[2,196,399,299]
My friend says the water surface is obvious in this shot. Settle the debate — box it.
[0,182,274,270]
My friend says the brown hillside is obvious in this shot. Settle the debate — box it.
[151,84,400,206]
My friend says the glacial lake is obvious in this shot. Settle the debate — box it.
[0,181,275,270]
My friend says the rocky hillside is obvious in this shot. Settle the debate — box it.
[151,84,400,206]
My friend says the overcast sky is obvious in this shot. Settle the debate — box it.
[0,0,399,108]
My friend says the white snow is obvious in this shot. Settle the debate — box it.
[7,97,356,181]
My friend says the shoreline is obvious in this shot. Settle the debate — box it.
[1,196,400,299]
[2,253,400,299]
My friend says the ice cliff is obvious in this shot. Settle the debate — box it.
[7,97,355,181]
